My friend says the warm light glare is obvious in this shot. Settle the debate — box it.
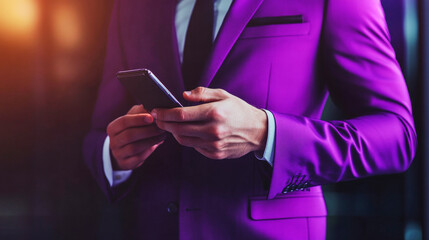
[0,0,38,37]
[53,5,82,50]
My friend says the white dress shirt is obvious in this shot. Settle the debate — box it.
[103,0,276,187]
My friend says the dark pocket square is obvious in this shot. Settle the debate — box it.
[247,15,303,27]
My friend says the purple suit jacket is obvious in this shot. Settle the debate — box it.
[84,0,417,239]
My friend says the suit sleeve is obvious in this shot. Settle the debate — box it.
[268,0,417,199]
[83,0,135,202]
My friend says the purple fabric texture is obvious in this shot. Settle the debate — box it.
[83,0,417,239]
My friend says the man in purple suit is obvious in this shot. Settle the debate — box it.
[84,0,417,239]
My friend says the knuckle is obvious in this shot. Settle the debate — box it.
[176,109,186,121]
[211,141,224,151]
[196,148,211,159]
[203,151,216,159]
[211,151,225,160]
[218,151,227,159]
[175,135,190,147]
[209,126,224,140]
[128,105,144,114]
[130,105,138,112]
[216,88,228,96]
[156,110,163,120]
[136,104,144,112]
[194,87,205,95]
[195,148,205,155]
[209,108,225,121]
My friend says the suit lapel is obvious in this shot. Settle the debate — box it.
[199,0,265,88]
[156,0,264,93]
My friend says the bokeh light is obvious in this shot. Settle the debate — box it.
[52,4,82,50]
[0,0,38,39]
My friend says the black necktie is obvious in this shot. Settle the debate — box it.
[182,0,214,90]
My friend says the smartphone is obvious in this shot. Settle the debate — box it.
[117,69,183,111]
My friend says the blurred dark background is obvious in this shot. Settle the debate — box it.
[0,0,426,239]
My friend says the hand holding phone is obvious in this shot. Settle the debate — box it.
[106,105,166,170]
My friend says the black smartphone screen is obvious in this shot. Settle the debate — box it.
[117,69,183,111]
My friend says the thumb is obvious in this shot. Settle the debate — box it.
[183,87,229,103]
[127,104,148,114]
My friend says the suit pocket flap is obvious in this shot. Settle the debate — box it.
[240,22,310,39]
[247,15,303,27]
[249,195,327,220]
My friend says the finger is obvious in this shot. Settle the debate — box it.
[152,104,213,122]
[183,87,229,103]
[112,125,165,148]
[173,135,206,148]
[174,135,223,152]
[157,120,227,141]
[107,113,154,136]
[119,141,164,170]
[156,121,213,138]
[127,104,148,114]
[194,147,226,160]
[175,136,225,152]
[115,134,167,160]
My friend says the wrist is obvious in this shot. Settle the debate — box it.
[251,108,268,152]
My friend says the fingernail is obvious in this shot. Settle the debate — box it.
[151,110,157,119]
[184,91,191,96]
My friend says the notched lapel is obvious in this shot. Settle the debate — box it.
[199,0,265,88]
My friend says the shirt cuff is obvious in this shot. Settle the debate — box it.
[254,109,275,166]
[102,136,133,187]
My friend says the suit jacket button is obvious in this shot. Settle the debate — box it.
[167,202,178,215]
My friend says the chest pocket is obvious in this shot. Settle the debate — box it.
[240,15,310,39]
